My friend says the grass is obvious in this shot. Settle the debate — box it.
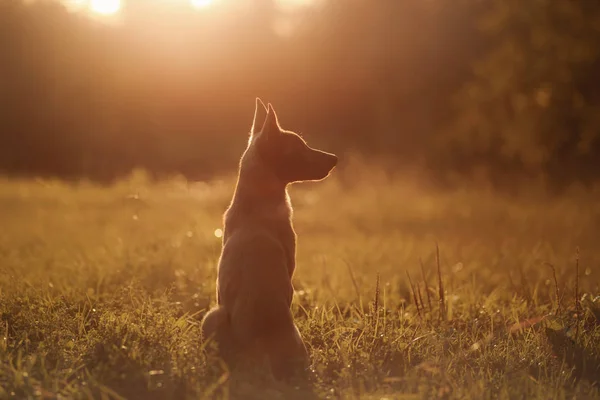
[0,163,599,399]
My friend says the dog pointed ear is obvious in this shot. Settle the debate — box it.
[264,103,281,132]
[251,97,268,136]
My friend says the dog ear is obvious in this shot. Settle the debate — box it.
[264,103,281,133]
[251,97,268,136]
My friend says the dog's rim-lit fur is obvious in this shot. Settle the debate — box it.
[201,98,337,384]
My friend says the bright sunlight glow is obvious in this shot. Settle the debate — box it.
[191,0,214,9]
[64,0,315,16]
[90,0,121,15]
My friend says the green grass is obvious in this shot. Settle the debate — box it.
[1,164,599,399]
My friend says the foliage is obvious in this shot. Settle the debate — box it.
[446,0,600,185]
[3,1,600,188]
[0,0,475,182]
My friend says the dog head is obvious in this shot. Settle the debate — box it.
[248,98,338,184]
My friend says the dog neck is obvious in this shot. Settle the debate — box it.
[230,174,290,213]
[224,153,292,237]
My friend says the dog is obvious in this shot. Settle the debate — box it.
[201,98,338,382]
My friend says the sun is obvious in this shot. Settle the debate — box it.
[191,0,214,9]
[90,0,121,15]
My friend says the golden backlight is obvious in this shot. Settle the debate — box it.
[90,0,121,15]
[190,0,215,9]
[84,0,218,15]
[75,0,314,16]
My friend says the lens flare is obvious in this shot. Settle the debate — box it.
[90,0,121,15]
[191,0,214,9]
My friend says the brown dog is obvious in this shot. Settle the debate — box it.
[201,98,337,382]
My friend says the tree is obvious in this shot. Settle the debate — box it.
[445,0,600,186]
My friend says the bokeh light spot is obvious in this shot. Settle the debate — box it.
[90,0,121,15]
[191,0,214,9]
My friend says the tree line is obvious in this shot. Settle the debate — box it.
[1,0,599,189]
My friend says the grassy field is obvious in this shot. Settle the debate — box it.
[1,163,599,399]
